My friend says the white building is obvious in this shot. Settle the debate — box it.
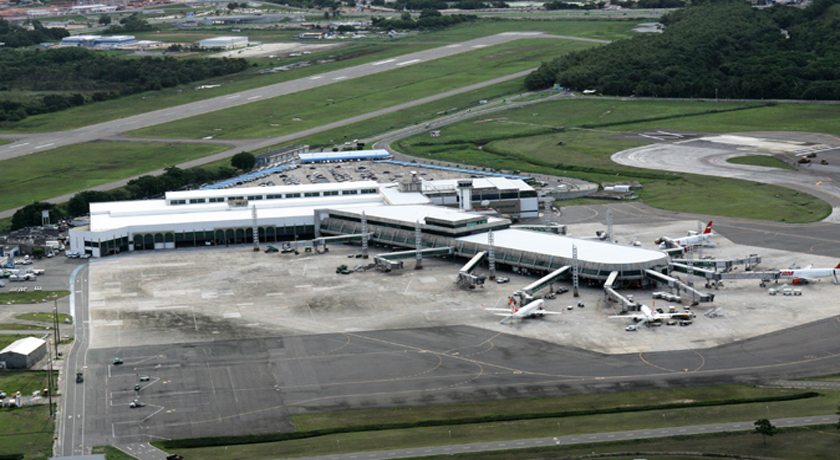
[0,337,47,369]
[198,36,249,50]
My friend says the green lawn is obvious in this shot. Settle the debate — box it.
[0,404,55,460]
[364,426,840,460]
[0,335,39,350]
[163,388,840,460]
[0,323,50,331]
[128,38,599,140]
[15,312,73,324]
[1,43,436,133]
[300,78,527,148]
[393,99,836,223]
[395,18,645,43]
[0,290,70,305]
[727,154,796,170]
[0,142,227,213]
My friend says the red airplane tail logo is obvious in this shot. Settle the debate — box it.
[703,221,713,234]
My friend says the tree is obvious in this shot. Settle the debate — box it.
[231,152,256,170]
[754,418,779,445]
[98,14,111,25]
[11,202,63,231]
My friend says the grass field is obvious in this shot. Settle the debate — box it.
[727,155,796,170]
[0,142,228,213]
[1,43,436,133]
[394,99,836,223]
[0,335,40,350]
[396,18,644,43]
[354,426,840,460]
[15,313,72,324]
[0,323,49,331]
[0,290,70,305]
[0,404,55,460]
[127,38,599,140]
[164,387,840,460]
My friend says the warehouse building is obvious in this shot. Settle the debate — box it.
[61,35,135,48]
[255,145,310,166]
[198,36,249,50]
[0,337,47,369]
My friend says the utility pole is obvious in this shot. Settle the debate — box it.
[47,345,53,417]
[53,300,59,356]
[251,205,259,251]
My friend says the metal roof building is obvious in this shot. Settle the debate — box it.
[0,337,47,369]
[198,36,248,50]
[299,150,392,163]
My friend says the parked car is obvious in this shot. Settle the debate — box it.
[496,277,510,284]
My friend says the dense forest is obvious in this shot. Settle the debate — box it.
[371,11,479,30]
[0,47,249,122]
[525,0,840,100]
[0,18,69,48]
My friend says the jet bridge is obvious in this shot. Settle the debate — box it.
[519,266,570,297]
[374,246,455,272]
[458,251,487,289]
[644,269,715,303]
[603,270,640,312]
[672,254,761,272]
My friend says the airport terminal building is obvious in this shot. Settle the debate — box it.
[69,178,669,282]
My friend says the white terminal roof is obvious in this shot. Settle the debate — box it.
[458,229,667,265]
[421,177,533,192]
[379,185,431,205]
[90,182,430,232]
[166,181,379,201]
[358,204,508,226]
[0,337,45,356]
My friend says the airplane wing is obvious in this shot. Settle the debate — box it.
[485,308,512,312]
[609,314,645,320]
[540,310,564,315]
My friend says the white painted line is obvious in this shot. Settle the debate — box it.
[334,76,347,80]
[471,44,488,48]
[236,303,254,306]
[310,75,323,80]
[35,143,55,150]
[372,59,396,66]
[247,96,262,100]
[396,59,421,67]
[266,292,284,296]
[8,142,29,149]
[296,285,313,289]
[445,44,461,48]
[226,95,240,99]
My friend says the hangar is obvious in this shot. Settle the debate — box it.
[0,337,46,369]
[198,36,249,50]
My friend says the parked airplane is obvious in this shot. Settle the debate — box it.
[485,298,562,324]
[610,305,694,331]
[776,263,840,284]
[656,221,714,250]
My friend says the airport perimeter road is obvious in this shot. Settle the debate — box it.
[0,32,568,162]
[284,415,840,460]
[58,263,91,457]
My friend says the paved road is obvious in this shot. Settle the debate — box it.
[57,263,91,458]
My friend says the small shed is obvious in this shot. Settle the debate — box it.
[0,337,47,369]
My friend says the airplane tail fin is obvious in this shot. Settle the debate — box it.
[703,221,713,234]
[835,262,840,269]
[509,297,517,313]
